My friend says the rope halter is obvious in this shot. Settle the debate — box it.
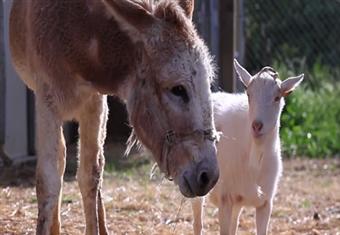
[161,128,219,180]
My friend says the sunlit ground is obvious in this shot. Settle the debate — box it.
[1,157,339,235]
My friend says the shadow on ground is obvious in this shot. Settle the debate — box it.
[0,142,150,187]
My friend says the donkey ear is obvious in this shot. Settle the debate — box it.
[103,0,155,42]
[280,74,304,97]
[177,0,194,19]
[234,59,252,88]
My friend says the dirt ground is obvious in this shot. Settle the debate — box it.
[0,158,339,235]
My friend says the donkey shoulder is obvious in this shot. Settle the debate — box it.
[10,0,137,93]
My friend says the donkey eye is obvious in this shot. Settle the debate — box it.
[274,96,281,102]
[171,85,189,103]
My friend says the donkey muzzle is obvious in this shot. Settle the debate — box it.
[178,155,219,198]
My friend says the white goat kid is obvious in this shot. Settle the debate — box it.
[192,60,304,235]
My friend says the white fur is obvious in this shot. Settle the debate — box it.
[192,62,303,235]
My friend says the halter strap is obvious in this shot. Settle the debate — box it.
[161,128,219,180]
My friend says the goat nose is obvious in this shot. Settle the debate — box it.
[252,120,263,132]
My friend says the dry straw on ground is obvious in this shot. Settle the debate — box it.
[1,158,339,234]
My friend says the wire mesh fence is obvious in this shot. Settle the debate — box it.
[243,0,340,75]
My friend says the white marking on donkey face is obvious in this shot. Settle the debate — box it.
[158,45,215,130]
[150,44,218,198]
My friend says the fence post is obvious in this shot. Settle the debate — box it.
[0,1,5,146]
[234,0,245,92]
[3,0,29,160]
[0,0,11,165]
[219,0,234,92]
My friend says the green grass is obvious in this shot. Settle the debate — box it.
[275,61,340,158]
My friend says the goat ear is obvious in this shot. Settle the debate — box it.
[234,59,252,88]
[103,0,155,42]
[177,0,194,19]
[280,74,304,97]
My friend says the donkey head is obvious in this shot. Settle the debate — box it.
[103,0,219,197]
[234,59,304,139]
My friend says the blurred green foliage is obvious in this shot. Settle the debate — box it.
[244,0,340,157]
[245,0,340,72]
[275,61,340,158]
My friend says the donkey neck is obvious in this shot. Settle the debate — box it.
[22,0,139,94]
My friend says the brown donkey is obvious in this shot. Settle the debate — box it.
[9,0,219,234]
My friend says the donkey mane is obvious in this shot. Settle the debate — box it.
[155,0,216,82]
[154,0,192,34]
[132,0,154,12]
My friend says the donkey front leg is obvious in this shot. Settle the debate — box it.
[191,197,204,235]
[35,95,66,235]
[255,200,272,235]
[77,94,108,235]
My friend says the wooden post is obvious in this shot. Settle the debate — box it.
[193,0,211,50]
[0,0,12,165]
[0,1,5,147]
[0,1,6,160]
[234,0,245,92]
[3,0,29,159]
[219,0,234,92]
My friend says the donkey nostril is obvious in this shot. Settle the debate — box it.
[198,171,210,187]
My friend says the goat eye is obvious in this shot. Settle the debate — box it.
[274,96,280,102]
[171,85,189,103]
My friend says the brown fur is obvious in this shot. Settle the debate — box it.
[10,0,218,234]
[10,0,136,93]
